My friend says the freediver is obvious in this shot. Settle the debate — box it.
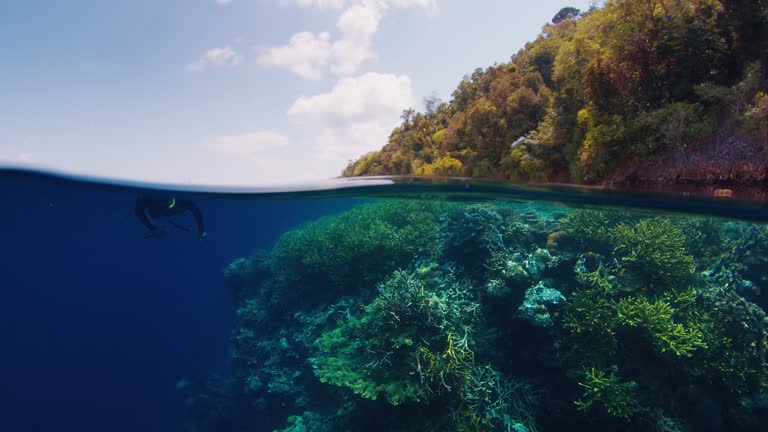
[134,195,207,240]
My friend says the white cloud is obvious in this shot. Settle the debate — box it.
[259,0,436,79]
[329,3,381,75]
[203,131,289,159]
[186,46,242,72]
[288,72,415,161]
[257,32,331,79]
[216,0,234,5]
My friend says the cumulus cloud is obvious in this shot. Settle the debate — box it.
[257,32,332,79]
[186,46,242,72]
[288,72,414,160]
[329,3,381,75]
[260,0,436,78]
[203,130,289,159]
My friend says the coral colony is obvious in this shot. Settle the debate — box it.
[183,201,768,432]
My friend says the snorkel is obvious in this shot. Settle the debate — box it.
[168,196,176,209]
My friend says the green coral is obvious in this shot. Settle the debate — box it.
[455,365,537,432]
[609,218,695,292]
[561,213,696,293]
[564,263,767,421]
[559,209,637,251]
[270,200,449,302]
[440,204,530,272]
[673,217,727,268]
[615,293,706,358]
[575,367,640,420]
[273,405,354,432]
[311,268,478,405]
[563,268,620,366]
[205,200,768,432]
[684,289,768,394]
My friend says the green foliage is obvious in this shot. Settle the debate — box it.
[311,268,479,405]
[270,200,449,301]
[415,155,464,176]
[501,145,547,182]
[552,6,580,24]
[344,0,768,183]
[744,92,768,145]
[609,218,695,291]
[575,367,640,420]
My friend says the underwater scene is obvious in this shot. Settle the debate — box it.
[2,170,768,432]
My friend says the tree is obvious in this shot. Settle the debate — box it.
[552,6,580,24]
[423,92,442,116]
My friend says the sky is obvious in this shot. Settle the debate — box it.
[0,0,593,186]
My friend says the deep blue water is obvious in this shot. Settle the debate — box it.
[0,172,360,431]
[3,169,768,431]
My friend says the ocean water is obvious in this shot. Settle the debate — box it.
[2,169,767,432]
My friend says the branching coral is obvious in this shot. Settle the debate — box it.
[455,365,537,432]
[311,268,479,405]
[202,200,768,432]
[414,332,476,395]
[270,200,450,303]
[673,217,727,268]
[723,223,768,292]
[564,264,767,422]
[609,218,695,292]
[616,293,706,358]
[563,268,620,366]
[559,208,637,251]
[684,287,768,394]
[441,204,536,273]
[441,205,508,271]
[575,367,640,420]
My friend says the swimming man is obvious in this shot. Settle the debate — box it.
[135,196,207,240]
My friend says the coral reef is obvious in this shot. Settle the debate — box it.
[185,201,768,432]
[609,218,696,292]
[516,281,566,328]
[575,366,639,420]
[311,268,479,405]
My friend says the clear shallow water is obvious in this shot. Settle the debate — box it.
[1,168,767,432]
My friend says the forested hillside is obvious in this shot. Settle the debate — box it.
[343,0,768,185]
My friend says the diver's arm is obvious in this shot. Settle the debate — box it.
[134,199,157,233]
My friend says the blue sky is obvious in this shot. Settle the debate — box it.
[1,0,593,186]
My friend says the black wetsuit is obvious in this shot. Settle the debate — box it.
[134,196,206,238]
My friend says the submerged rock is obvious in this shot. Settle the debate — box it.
[517,281,566,327]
